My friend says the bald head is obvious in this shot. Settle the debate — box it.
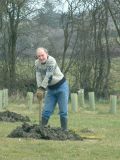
[36,48,48,63]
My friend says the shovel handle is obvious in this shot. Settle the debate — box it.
[38,99,42,125]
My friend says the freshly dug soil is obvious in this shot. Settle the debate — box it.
[0,111,30,122]
[8,123,83,141]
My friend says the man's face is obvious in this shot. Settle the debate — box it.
[37,49,48,63]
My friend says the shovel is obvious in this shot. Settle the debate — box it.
[38,98,42,125]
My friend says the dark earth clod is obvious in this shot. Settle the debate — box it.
[8,123,83,141]
[0,111,30,122]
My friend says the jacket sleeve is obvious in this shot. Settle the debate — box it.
[36,71,42,88]
[40,58,57,89]
[35,60,42,88]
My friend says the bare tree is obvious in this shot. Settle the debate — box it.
[105,0,120,44]
[1,0,26,91]
[61,0,113,97]
[0,0,42,92]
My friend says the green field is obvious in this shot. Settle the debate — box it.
[0,100,120,160]
[0,57,120,160]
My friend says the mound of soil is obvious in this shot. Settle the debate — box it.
[8,123,83,141]
[0,111,30,122]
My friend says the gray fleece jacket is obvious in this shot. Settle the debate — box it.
[35,55,64,89]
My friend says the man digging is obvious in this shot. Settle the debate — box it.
[35,47,69,131]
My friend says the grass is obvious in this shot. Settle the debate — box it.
[0,101,120,160]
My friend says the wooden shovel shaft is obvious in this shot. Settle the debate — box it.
[38,99,42,125]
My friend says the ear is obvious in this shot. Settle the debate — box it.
[34,55,38,59]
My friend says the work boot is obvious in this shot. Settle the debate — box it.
[41,117,48,127]
[60,117,68,131]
